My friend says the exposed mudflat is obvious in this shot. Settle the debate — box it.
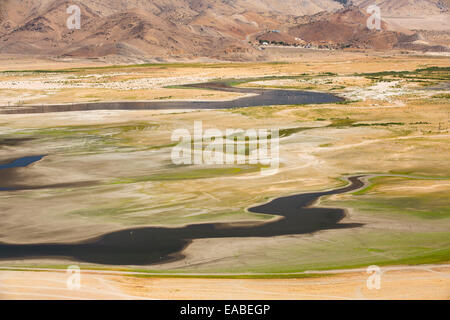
[0,169,364,265]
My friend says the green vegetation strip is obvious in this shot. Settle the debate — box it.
[356,66,450,81]
[1,62,291,74]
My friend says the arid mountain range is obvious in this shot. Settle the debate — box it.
[0,0,448,61]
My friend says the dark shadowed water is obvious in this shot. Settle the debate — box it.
[0,154,365,265]
[0,81,344,114]
[0,155,45,170]
[0,156,46,191]
[0,155,98,191]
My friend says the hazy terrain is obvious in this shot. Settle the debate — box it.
[0,0,449,300]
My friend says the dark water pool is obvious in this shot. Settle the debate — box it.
[0,155,45,170]
[0,160,365,265]
[0,155,46,191]
[0,81,344,114]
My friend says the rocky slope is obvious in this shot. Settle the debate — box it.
[0,0,448,61]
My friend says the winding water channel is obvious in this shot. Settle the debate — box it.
[0,155,365,265]
[0,81,344,114]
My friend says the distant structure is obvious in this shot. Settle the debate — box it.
[334,0,353,7]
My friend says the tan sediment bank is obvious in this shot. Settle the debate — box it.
[0,264,449,300]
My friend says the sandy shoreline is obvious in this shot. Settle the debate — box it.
[1,264,448,300]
